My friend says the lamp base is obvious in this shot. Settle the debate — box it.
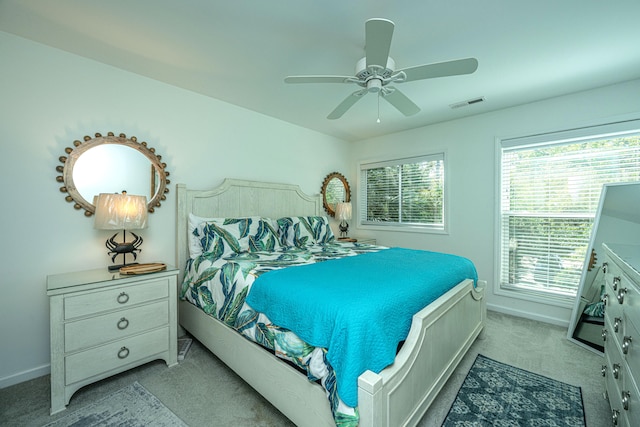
[105,231,143,272]
[339,221,349,238]
[108,262,139,272]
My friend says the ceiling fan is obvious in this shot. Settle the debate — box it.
[284,18,478,120]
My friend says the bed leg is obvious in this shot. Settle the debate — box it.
[358,370,384,427]
[473,280,487,341]
[477,327,486,340]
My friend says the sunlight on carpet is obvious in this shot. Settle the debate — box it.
[442,354,586,426]
[44,382,187,427]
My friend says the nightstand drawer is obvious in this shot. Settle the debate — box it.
[65,327,169,384]
[64,278,169,319]
[64,300,169,352]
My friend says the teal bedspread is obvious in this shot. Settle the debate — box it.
[245,247,478,407]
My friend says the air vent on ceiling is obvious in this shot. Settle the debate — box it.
[449,96,485,109]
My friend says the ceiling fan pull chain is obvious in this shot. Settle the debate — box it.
[377,93,381,123]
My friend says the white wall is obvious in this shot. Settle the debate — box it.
[0,32,350,387]
[350,78,640,326]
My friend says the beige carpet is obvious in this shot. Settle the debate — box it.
[0,311,610,427]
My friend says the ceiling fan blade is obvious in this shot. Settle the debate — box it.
[381,87,420,116]
[399,58,478,82]
[327,89,367,120]
[284,75,353,84]
[365,18,394,68]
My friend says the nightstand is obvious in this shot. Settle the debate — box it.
[337,237,377,245]
[47,266,179,414]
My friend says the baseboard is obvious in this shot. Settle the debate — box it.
[0,364,50,389]
[486,304,569,328]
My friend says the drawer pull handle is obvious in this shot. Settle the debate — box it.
[623,336,632,354]
[117,292,129,304]
[613,276,620,291]
[602,365,607,377]
[602,328,608,341]
[617,288,627,304]
[622,390,631,410]
[614,317,622,333]
[117,346,130,359]
[603,262,608,273]
[117,317,129,330]
[612,409,619,425]
[603,294,609,306]
[613,363,620,379]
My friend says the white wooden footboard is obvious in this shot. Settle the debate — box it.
[179,278,485,427]
[358,279,486,427]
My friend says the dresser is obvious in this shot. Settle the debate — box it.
[603,243,640,426]
[47,267,179,414]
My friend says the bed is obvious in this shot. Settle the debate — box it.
[176,178,486,427]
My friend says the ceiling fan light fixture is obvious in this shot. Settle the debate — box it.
[367,78,383,93]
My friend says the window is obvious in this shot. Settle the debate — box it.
[498,120,640,301]
[359,153,445,230]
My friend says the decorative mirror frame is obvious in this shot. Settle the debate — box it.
[320,172,351,217]
[55,132,170,216]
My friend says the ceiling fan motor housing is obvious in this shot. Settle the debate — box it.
[355,56,396,86]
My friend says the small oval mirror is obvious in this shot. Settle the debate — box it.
[56,132,170,216]
[321,172,351,217]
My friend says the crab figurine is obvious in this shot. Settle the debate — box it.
[106,232,143,263]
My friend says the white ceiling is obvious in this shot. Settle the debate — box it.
[2,0,640,142]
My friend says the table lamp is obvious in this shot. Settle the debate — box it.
[335,202,352,239]
[94,192,148,271]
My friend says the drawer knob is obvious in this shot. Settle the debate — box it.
[614,317,622,333]
[602,328,608,342]
[613,363,620,379]
[603,293,609,306]
[117,317,129,330]
[617,288,627,304]
[623,336,633,354]
[117,346,130,359]
[613,276,621,291]
[622,390,631,411]
[612,409,619,425]
[117,292,130,304]
[603,262,608,273]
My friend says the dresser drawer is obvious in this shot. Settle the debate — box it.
[64,300,168,352]
[605,344,628,427]
[606,333,626,395]
[65,327,169,384]
[625,315,640,385]
[64,278,169,319]
[626,366,640,427]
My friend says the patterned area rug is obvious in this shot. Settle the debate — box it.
[44,382,187,427]
[442,355,586,426]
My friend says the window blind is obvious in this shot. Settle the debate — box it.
[360,153,444,229]
[499,121,640,297]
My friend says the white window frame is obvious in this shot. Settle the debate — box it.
[495,118,640,307]
[358,151,448,234]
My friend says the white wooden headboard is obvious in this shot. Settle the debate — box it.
[176,179,322,280]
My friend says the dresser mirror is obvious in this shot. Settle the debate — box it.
[321,172,351,217]
[568,181,640,353]
[56,132,170,216]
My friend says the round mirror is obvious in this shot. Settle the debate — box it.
[56,132,170,216]
[321,172,351,217]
